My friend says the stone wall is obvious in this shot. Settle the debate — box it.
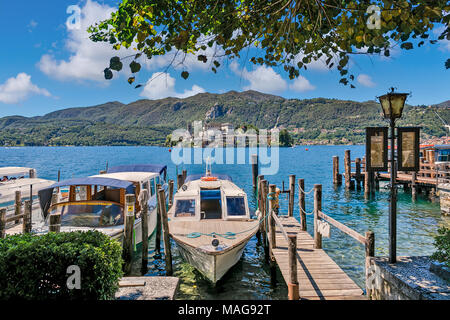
[366,256,450,300]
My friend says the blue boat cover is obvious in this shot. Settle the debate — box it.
[38,177,135,218]
[108,164,167,175]
[184,174,233,183]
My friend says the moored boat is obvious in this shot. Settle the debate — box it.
[167,172,261,284]
[37,164,168,245]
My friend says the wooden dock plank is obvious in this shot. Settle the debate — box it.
[272,216,364,300]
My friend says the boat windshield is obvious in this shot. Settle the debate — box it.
[174,199,196,217]
[49,201,124,227]
[226,197,246,216]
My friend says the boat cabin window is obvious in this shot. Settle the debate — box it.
[155,175,161,187]
[50,202,124,227]
[200,189,222,219]
[226,197,246,216]
[174,199,196,217]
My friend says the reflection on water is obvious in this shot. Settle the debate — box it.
[1,146,449,299]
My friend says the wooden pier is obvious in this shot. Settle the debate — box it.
[271,215,365,300]
[257,170,374,300]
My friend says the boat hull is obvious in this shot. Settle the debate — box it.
[174,235,251,284]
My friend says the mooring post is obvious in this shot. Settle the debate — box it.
[288,234,299,300]
[344,150,351,189]
[262,180,269,255]
[256,175,264,239]
[140,188,149,270]
[158,188,173,276]
[23,200,32,234]
[268,184,277,281]
[355,158,361,189]
[168,179,174,208]
[123,194,135,274]
[0,209,6,239]
[14,191,22,225]
[364,171,370,199]
[49,213,61,233]
[411,171,417,201]
[288,175,295,217]
[313,184,322,249]
[57,169,61,182]
[155,183,162,255]
[298,179,306,231]
[333,156,340,185]
[251,154,259,189]
[365,231,375,298]
[182,170,187,185]
[177,174,183,191]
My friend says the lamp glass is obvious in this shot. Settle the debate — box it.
[378,93,407,120]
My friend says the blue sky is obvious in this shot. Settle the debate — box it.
[0,0,448,118]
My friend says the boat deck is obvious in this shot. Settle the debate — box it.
[272,216,365,300]
[169,219,259,249]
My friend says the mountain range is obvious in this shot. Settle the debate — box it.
[0,90,448,146]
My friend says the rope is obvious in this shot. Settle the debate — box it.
[298,186,315,195]
[300,206,314,215]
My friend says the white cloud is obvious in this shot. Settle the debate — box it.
[28,20,38,32]
[140,72,205,100]
[230,62,287,94]
[0,73,51,104]
[357,74,376,87]
[433,26,450,52]
[289,75,315,92]
[38,0,131,82]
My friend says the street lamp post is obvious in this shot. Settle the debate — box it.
[378,88,409,264]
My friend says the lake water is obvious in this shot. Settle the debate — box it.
[1,146,449,299]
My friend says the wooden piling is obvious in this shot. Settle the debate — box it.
[314,184,322,249]
[168,180,174,208]
[49,214,61,233]
[140,189,149,270]
[158,188,172,276]
[29,169,36,178]
[0,209,6,239]
[99,170,107,175]
[182,170,187,185]
[287,234,299,300]
[123,194,135,274]
[411,171,417,201]
[355,158,361,189]
[57,170,61,182]
[365,230,375,297]
[344,150,351,189]
[14,191,21,225]
[256,175,264,239]
[261,180,269,253]
[298,178,306,231]
[364,171,370,198]
[333,156,340,185]
[177,174,183,191]
[251,154,259,189]
[155,183,162,255]
[288,175,295,217]
[23,200,32,234]
[268,184,277,280]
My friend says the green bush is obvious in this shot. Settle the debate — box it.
[0,231,123,300]
[430,227,450,268]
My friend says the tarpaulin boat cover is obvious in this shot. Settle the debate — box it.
[38,177,135,218]
[107,164,167,175]
[184,174,233,183]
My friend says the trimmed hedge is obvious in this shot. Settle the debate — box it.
[0,231,123,300]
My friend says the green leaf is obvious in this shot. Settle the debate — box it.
[104,68,113,80]
[109,56,123,71]
[130,61,141,73]
[400,42,413,50]
[446,59,450,69]
[181,71,189,79]
[127,77,135,85]
[197,55,207,63]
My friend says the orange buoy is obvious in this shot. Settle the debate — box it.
[305,148,309,151]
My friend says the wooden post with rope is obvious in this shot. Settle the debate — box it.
[158,187,172,276]
[123,194,135,274]
[261,179,269,257]
[345,150,351,189]
[288,175,295,217]
[256,175,264,240]
[288,234,299,300]
[155,183,162,255]
[314,184,322,249]
[268,184,277,281]
[139,186,149,270]
[298,178,306,231]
